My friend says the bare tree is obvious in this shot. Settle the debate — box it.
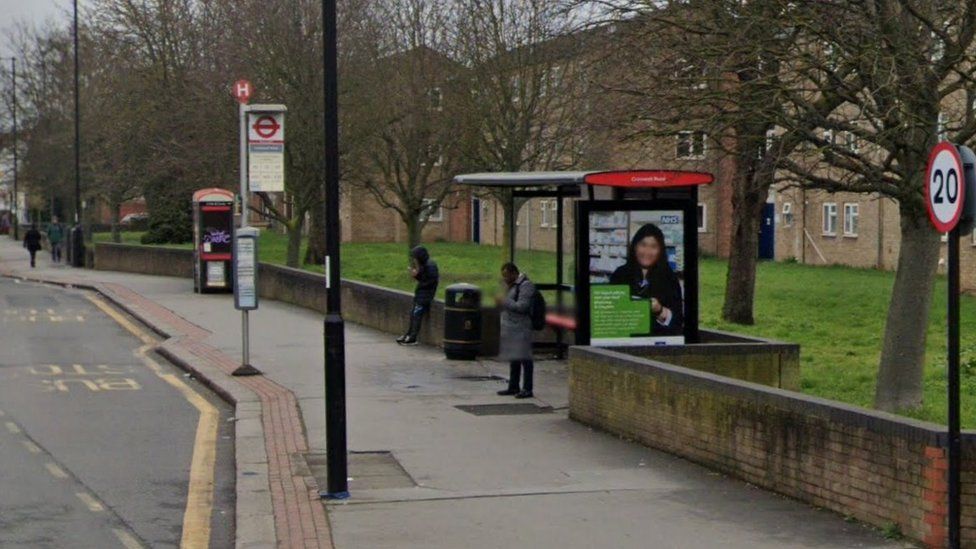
[769,1,976,411]
[456,0,592,257]
[343,0,471,250]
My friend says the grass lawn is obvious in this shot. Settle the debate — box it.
[95,230,976,427]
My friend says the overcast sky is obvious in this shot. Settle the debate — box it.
[0,0,64,56]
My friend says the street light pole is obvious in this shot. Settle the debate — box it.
[319,0,349,500]
[73,0,81,224]
[4,58,18,241]
[70,0,86,268]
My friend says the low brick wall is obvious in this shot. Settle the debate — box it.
[618,329,800,390]
[569,346,968,547]
[94,242,193,278]
[93,243,501,354]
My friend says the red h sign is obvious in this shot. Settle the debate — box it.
[233,80,252,105]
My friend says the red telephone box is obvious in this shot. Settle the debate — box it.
[192,188,235,293]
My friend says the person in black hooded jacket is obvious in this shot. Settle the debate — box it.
[608,223,684,337]
[397,246,439,345]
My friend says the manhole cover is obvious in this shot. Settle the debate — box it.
[455,403,554,416]
[6,295,57,307]
[453,375,506,381]
[306,451,416,490]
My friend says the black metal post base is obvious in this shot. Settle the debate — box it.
[324,313,348,497]
[232,364,262,376]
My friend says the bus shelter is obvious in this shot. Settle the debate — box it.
[455,170,713,354]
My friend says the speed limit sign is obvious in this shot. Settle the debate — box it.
[925,142,966,232]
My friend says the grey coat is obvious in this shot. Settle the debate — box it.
[499,275,535,361]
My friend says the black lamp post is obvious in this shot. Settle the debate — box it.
[71,0,85,267]
[319,0,349,500]
[2,57,18,240]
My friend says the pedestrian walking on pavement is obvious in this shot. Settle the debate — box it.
[496,262,536,399]
[397,245,439,346]
[47,217,64,263]
[23,223,42,268]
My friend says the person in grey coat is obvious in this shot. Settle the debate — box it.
[496,262,535,399]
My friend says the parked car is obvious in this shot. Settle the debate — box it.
[120,213,149,226]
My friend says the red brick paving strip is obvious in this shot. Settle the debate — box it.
[1,270,333,548]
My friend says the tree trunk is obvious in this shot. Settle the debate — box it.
[285,217,302,268]
[721,177,766,324]
[874,212,941,411]
[498,191,525,263]
[304,194,326,265]
[406,217,422,250]
[110,202,122,244]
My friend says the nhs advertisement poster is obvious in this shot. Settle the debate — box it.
[587,209,686,346]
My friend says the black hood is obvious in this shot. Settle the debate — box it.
[411,246,430,265]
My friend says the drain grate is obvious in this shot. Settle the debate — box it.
[306,451,416,490]
[452,375,506,382]
[455,403,554,416]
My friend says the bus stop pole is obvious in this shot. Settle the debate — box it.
[320,0,349,500]
[233,102,260,377]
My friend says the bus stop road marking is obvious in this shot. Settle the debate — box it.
[113,528,145,549]
[5,421,21,434]
[45,462,68,479]
[75,492,105,512]
[86,294,218,549]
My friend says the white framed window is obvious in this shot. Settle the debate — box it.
[783,202,794,227]
[421,144,443,167]
[539,199,559,228]
[421,199,443,222]
[697,203,707,232]
[822,129,835,146]
[428,87,443,111]
[843,131,860,154]
[822,203,838,235]
[843,203,859,236]
[676,131,706,159]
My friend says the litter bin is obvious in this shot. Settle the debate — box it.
[444,283,482,360]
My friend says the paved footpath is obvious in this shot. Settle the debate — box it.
[0,239,910,548]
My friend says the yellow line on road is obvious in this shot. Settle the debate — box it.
[87,295,217,549]
[112,529,144,549]
[45,462,68,479]
[21,441,41,454]
[75,492,104,512]
[5,421,21,434]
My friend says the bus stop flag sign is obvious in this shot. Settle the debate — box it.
[925,142,965,233]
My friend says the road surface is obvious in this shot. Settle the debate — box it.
[0,277,234,548]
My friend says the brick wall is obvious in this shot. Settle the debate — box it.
[569,346,972,547]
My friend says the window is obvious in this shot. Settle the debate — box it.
[421,199,443,222]
[783,202,794,227]
[421,144,443,167]
[697,203,707,233]
[758,129,776,160]
[843,131,859,154]
[540,199,559,228]
[822,203,838,235]
[843,203,859,236]
[676,131,706,159]
[428,87,443,112]
[822,129,835,146]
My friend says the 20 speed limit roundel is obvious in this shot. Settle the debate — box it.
[925,142,966,233]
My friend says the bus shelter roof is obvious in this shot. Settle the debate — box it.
[453,171,591,187]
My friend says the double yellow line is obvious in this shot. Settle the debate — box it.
[87,295,218,549]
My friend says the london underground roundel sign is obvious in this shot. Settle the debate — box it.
[925,142,966,232]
